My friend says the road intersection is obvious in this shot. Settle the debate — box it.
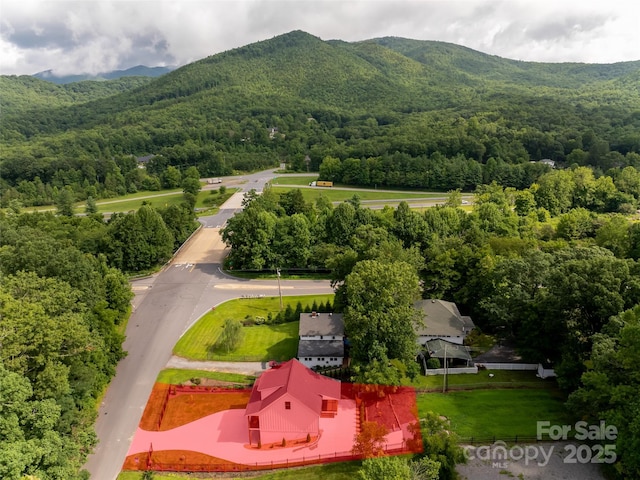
[84,169,333,480]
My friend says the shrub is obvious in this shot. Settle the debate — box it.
[427,358,441,369]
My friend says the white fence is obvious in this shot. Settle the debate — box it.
[424,363,557,377]
[476,363,538,371]
[424,366,478,375]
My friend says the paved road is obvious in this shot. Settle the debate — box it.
[83,169,333,480]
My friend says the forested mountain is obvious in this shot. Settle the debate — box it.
[1,30,639,207]
[0,75,155,116]
[33,65,174,84]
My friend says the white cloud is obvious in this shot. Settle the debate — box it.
[0,0,638,75]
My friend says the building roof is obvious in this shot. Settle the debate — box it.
[414,299,475,337]
[245,359,340,417]
[297,339,344,358]
[424,339,472,361]
[135,154,155,163]
[299,312,344,337]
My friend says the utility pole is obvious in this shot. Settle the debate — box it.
[276,268,283,311]
[443,342,448,394]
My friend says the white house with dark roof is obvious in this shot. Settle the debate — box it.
[297,312,345,368]
[414,299,475,346]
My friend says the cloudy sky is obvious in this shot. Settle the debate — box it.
[1,0,639,76]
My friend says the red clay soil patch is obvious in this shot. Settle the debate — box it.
[139,383,250,431]
[139,383,171,431]
[364,387,419,432]
[123,449,245,473]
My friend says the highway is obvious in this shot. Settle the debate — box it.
[83,169,333,480]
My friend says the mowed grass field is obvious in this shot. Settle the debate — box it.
[417,389,570,439]
[118,461,361,480]
[173,294,334,361]
[271,175,319,186]
[409,370,555,390]
[270,186,446,203]
[156,368,255,385]
[25,186,237,214]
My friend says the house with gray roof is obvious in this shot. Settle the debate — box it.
[414,299,475,346]
[297,312,345,369]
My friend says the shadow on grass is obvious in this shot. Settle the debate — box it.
[265,337,298,362]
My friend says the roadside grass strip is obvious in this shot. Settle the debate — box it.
[156,368,254,386]
[173,294,334,361]
[409,370,555,390]
[270,186,445,203]
[270,175,319,185]
[118,461,362,480]
[417,389,570,439]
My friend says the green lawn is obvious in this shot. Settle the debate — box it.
[271,175,319,186]
[118,462,361,480]
[409,370,554,390]
[417,389,570,439]
[24,186,238,215]
[173,294,334,361]
[156,368,255,385]
[94,188,238,214]
[270,186,446,203]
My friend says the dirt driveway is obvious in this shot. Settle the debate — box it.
[173,227,228,265]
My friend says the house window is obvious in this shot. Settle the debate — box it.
[285,401,291,410]
[249,416,259,428]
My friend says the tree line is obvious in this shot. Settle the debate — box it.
[0,189,200,478]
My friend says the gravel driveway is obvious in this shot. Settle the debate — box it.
[457,442,607,480]
[165,356,268,376]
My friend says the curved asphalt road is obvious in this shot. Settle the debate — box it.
[84,169,333,480]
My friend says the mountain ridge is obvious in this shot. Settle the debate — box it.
[1,29,638,168]
[33,65,175,84]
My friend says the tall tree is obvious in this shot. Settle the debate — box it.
[567,307,640,479]
[215,319,244,352]
[107,205,174,271]
[344,260,421,377]
[55,186,75,217]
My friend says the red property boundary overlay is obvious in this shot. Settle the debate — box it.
[127,382,422,472]
[124,445,413,473]
[139,383,251,432]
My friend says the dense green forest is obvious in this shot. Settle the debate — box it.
[0,195,198,478]
[2,31,639,208]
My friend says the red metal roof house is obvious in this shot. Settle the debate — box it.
[245,358,340,446]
